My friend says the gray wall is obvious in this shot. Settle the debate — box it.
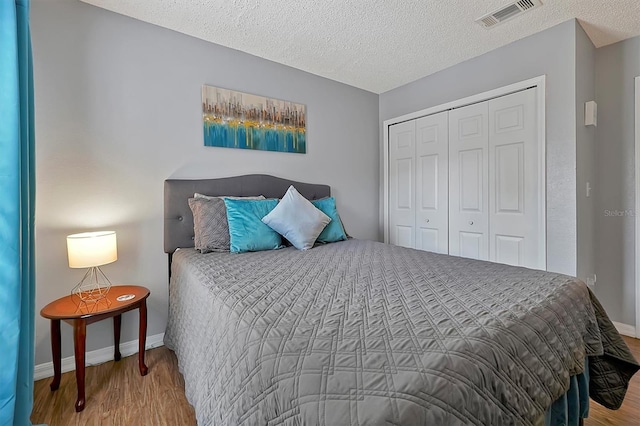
[594,35,640,325]
[575,23,597,286]
[379,20,578,276]
[31,0,379,365]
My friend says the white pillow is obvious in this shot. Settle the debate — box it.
[194,193,265,200]
[262,185,330,250]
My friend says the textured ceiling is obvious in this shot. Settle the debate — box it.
[79,0,640,93]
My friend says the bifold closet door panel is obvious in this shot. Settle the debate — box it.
[388,120,416,248]
[415,112,449,254]
[488,88,543,269]
[449,102,490,261]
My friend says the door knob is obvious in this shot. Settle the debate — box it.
[425,219,430,223]
[469,221,474,225]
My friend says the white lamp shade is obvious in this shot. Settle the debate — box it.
[67,231,118,268]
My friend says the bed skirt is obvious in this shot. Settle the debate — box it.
[544,358,589,426]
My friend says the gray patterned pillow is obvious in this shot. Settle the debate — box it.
[188,195,267,253]
[189,197,230,253]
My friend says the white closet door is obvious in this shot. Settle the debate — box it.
[415,112,449,253]
[489,88,542,269]
[449,102,489,260]
[389,120,416,248]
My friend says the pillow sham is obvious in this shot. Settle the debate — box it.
[189,194,267,253]
[194,193,265,201]
[188,197,230,253]
[224,198,282,253]
[262,186,331,250]
[311,197,348,243]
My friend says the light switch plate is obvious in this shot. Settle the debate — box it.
[585,101,597,127]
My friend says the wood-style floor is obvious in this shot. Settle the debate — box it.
[32,337,640,426]
[31,346,196,426]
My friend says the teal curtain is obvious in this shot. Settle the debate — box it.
[0,0,36,425]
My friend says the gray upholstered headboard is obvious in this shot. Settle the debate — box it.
[164,174,331,254]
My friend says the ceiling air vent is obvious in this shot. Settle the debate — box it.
[476,0,542,29]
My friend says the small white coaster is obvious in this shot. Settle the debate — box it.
[116,294,135,302]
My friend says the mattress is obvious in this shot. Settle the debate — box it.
[164,239,633,425]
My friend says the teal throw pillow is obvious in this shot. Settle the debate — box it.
[224,198,282,253]
[311,197,348,243]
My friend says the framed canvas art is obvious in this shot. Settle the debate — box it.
[202,85,306,154]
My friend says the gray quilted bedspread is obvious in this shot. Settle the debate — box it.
[164,239,636,425]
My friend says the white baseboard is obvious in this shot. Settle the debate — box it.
[34,333,165,382]
[612,322,637,338]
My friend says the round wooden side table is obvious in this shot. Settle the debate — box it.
[40,285,150,412]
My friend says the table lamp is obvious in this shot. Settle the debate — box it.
[67,231,117,303]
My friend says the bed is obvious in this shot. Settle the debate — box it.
[163,175,638,426]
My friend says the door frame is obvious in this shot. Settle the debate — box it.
[635,76,640,337]
[382,75,547,269]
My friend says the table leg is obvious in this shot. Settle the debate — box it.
[50,319,61,391]
[138,299,148,376]
[73,319,87,412]
[113,314,122,361]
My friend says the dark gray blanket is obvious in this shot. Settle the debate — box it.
[164,240,638,425]
[586,291,639,409]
